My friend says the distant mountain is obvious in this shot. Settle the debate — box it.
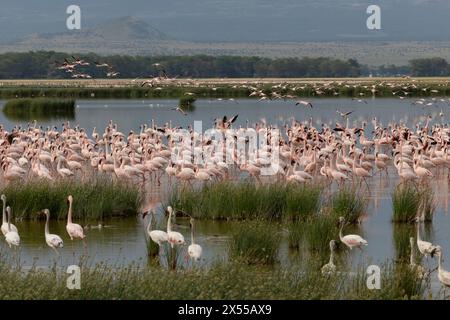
[85,16,169,41]
[17,16,170,44]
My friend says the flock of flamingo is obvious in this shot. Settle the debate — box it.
[0,103,450,286]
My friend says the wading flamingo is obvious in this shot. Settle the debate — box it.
[166,206,184,247]
[40,209,63,254]
[321,240,337,275]
[338,217,368,250]
[1,194,17,236]
[188,218,202,261]
[143,210,168,246]
[434,246,450,288]
[66,195,85,240]
[4,206,20,248]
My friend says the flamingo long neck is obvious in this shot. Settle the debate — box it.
[2,199,6,225]
[167,210,172,233]
[416,223,421,242]
[45,213,49,235]
[410,240,415,265]
[329,247,334,264]
[339,223,344,242]
[146,213,153,235]
[68,200,73,224]
[7,209,11,231]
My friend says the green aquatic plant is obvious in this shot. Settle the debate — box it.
[3,98,75,121]
[286,184,322,221]
[330,187,366,224]
[0,255,432,300]
[392,183,421,223]
[1,178,141,220]
[418,185,435,222]
[169,181,322,221]
[229,221,279,265]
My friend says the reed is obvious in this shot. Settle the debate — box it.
[169,181,321,221]
[3,98,75,121]
[0,256,431,299]
[229,221,279,265]
[392,183,421,223]
[329,187,366,224]
[393,224,415,262]
[418,185,435,222]
[300,215,339,254]
[286,184,322,221]
[1,178,141,220]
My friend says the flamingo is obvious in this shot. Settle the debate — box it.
[321,240,337,275]
[416,218,437,257]
[338,217,368,250]
[434,246,450,288]
[142,210,168,246]
[409,237,426,278]
[1,194,17,236]
[66,195,85,240]
[4,206,20,248]
[166,206,184,247]
[40,209,63,254]
[188,218,202,261]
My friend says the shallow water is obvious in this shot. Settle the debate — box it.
[0,98,449,297]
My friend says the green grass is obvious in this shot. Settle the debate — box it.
[329,187,366,224]
[229,221,279,265]
[2,80,450,100]
[298,215,339,254]
[0,257,430,299]
[392,183,422,223]
[286,184,322,222]
[1,178,141,220]
[418,185,435,222]
[3,98,75,121]
[168,181,322,221]
[393,224,415,262]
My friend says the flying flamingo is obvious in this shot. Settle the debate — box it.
[66,195,85,241]
[338,216,368,250]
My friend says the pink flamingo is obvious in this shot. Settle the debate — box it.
[66,195,85,241]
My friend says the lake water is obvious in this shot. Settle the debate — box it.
[0,98,448,296]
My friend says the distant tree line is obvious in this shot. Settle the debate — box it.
[0,51,449,78]
[0,51,361,78]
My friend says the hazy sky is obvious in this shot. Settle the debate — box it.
[1,0,450,42]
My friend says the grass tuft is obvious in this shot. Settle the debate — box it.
[1,178,141,220]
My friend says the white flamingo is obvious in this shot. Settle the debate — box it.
[4,206,20,248]
[321,240,337,275]
[1,194,17,236]
[338,217,368,250]
[188,218,202,261]
[143,210,168,246]
[40,209,64,254]
[166,206,184,247]
[434,246,450,288]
